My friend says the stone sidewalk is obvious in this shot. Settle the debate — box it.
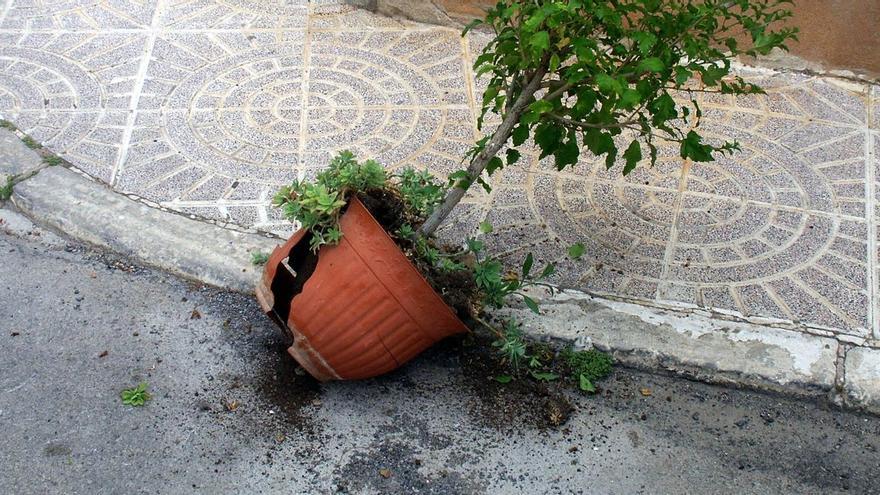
[1,2,879,405]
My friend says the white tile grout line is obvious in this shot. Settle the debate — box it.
[657,96,702,301]
[295,3,314,183]
[108,0,164,187]
[866,88,878,340]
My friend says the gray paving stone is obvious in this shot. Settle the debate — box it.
[697,124,864,217]
[4,110,129,182]
[141,32,305,112]
[158,0,308,29]
[870,86,879,130]
[0,32,147,111]
[309,29,470,106]
[1,0,156,29]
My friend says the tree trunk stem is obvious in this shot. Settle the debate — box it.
[418,68,547,237]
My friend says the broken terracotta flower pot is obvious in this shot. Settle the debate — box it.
[256,196,468,381]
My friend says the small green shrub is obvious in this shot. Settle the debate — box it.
[273,151,386,251]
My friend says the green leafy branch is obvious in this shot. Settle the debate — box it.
[418,0,798,236]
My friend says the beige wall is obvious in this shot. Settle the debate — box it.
[368,0,880,79]
[783,0,879,77]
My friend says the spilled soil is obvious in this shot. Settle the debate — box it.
[428,332,577,431]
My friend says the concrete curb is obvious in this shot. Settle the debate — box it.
[2,128,879,414]
[1,130,277,293]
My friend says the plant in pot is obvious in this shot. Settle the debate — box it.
[257,0,796,383]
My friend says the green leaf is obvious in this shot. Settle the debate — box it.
[522,295,540,314]
[675,67,692,86]
[529,31,550,52]
[631,31,657,54]
[637,57,665,73]
[512,125,529,146]
[522,252,534,278]
[534,123,563,159]
[579,374,596,393]
[479,221,493,234]
[540,263,556,279]
[529,100,554,114]
[549,53,561,71]
[648,93,676,124]
[462,18,482,36]
[622,140,642,175]
[680,131,714,162]
[506,148,521,166]
[584,128,614,156]
[553,130,579,170]
[494,375,513,384]
[568,242,586,259]
[620,88,641,108]
[486,156,504,175]
[531,371,559,382]
[596,73,621,94]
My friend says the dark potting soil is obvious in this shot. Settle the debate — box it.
[356,190,480,321]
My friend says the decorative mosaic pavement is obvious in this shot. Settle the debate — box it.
[0,1,878,339]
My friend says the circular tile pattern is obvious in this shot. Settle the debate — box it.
[529,126,847,288]
[163,47,304,174]
[0,48,102,110]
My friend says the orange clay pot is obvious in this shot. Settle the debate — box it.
[256,196,468,381]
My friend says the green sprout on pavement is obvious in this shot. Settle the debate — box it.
[250,251,269,265]
[43,155,63,166]
[563,348,613,393]
[121,383,151,406]
[21,136,40,149]
[0,176,13,201]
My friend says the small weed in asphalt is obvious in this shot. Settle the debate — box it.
[121,383,151,406]
[561,348,613,393]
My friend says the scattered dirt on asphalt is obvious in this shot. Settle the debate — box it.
[333,440,482,494]
[253,341,322,434]
[427,333,576,431]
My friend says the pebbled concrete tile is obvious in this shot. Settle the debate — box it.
[309,29,470,107]
[116,109,296,203]
[4,110,129,182]
[157,0,308,29]
[140,31,305,112]
[1,0,157,29]
[0,32,148,111]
